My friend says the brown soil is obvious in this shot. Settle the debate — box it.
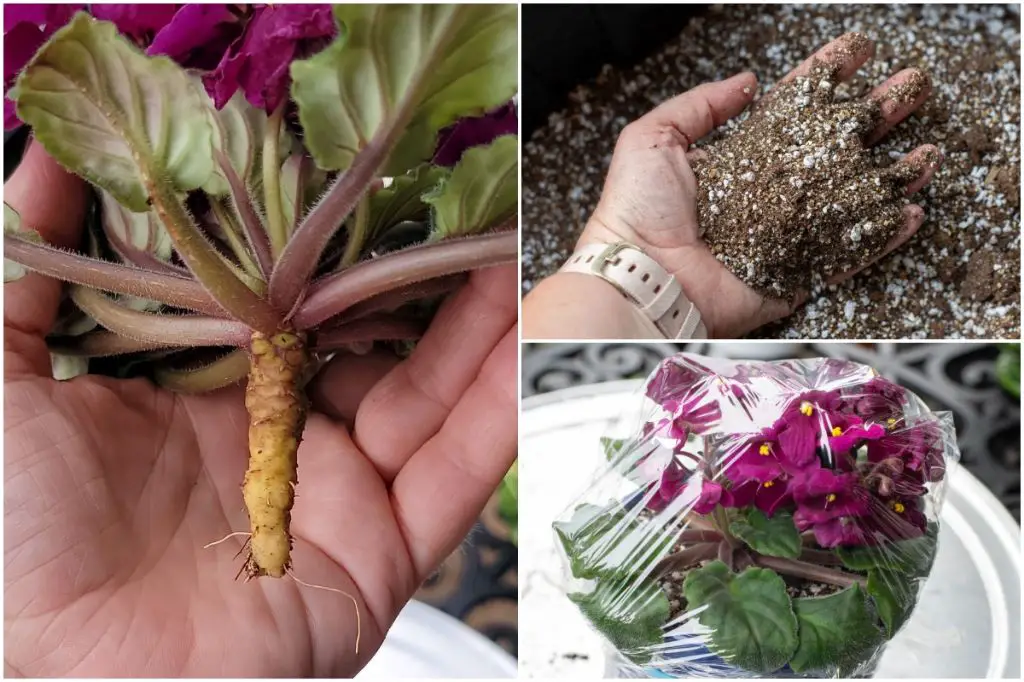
[522,4,1021,339]
[694,54,933,300]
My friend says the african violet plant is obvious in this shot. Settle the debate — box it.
[554,355,957,677]
[3,5,518,580]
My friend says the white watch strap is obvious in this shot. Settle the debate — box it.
[559,242,707,339]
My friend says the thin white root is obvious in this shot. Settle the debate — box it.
[287,569,362,655]
[203,531,252,549]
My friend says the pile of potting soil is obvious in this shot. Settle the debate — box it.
[522,4,1021,339]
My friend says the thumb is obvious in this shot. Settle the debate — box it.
[642,72,758,144]
[4,139,90,377]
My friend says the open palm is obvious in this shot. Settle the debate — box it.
[4,143,517,677]
[582,33,942,338]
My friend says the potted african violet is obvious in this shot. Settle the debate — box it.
[555,354,958,677]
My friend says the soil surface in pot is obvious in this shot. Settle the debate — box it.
[522,3,1020,339]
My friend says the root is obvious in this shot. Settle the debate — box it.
[243,329,309,578]
[287,569,362,655]
[203,531,252,549]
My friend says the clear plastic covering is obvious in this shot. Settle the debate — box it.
[553,354,960,678]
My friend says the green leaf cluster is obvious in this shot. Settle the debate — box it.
[730,508,801,558]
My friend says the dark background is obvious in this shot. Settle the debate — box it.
[523,342,1021,523]
[523,4,706,136]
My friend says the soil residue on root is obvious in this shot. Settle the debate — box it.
[694,48,934,300]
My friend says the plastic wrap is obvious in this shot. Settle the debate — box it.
[553,354,960,678]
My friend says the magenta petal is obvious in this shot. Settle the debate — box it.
[778,422,818,468]
[4,20,46,82]
[434,102,518,166]
[691,480,724,514]
[90,4,178,39]
[147,4,241,71]
[4,4,81,32]
[4,95,18,130]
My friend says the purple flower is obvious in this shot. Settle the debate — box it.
[663,389,721,436]
[434,101,518,167]
[792,469,869,526]
[867,420,946,482]
[723,427,784,485]
[90,4,178,42]
[688,479,726,514]
[844,377,907,421]
[728,474,794,517]
[827,417,885,457]
[810,516,869,548]
[147,4,244,70]
[3,4,83,129]
[855,495,928,544]
[204,4,336,112]
[774,390,841,469]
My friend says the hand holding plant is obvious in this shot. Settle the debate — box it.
[555,354,958,677]
[4,4,517,676]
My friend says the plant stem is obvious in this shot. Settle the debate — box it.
[293,230,518,329]
[147,179,281,334]
[712,506,738,546]
[718,539,735,570]
[655,542,720,573]
[211,200,262,280]
[799,548,845,566]
[336,273,465,323]
[313,313,425,350]
[268,136,395,315]
[263,104,288,258]
[677,529,724,544]
[154,349,250,393]
[340,193,372,269]
[4,233,224,316]
[48,331,179,357]
[216,149,273,276]
[753,555,867,588]
[71,286,251,347]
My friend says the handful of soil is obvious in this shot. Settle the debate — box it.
[694,58,932,300]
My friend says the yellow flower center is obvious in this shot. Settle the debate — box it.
[800,401,814,416]
[759,444,771,456]
[893,502,905,513]
[887,418,897,427]
[763,480,775,488]
[825,493,837,503]
[831,426,843,436]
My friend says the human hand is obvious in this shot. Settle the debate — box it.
[580,33,942,338]
[4,143,517,677]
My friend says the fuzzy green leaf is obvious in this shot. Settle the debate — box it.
[11,13,214,211]
[291,4,518,175]
[555,502,672,581]
[203,90,265,197]
[343,165,449,266]
[425,135,517,238]
[866,569,916,637]
[683,562,799,674]
[279,153,327,231]
[731,509,802,559]
[790,584,883,675]
[98,190,172,262]
[569,577,669,664]
[836,523,938,576]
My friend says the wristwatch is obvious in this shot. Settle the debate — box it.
[559,242,707,339]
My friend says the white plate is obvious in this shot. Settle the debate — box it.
[357,600,517,679]
[519,381,1022,679]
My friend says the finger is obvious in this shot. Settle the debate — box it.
[308,349,401,426]
[642,71,758,145]
[863,68,932,146]
[353,263,517,481]
[898,144,943,196]
[388,326,517,582]
[780,32,875,84]
[4,141,90,378]
[827,204,924,285]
